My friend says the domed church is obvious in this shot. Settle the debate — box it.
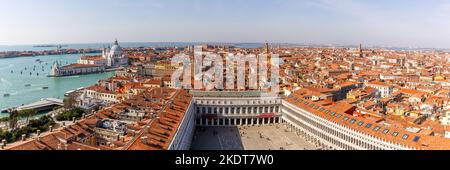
[102,39,129,68]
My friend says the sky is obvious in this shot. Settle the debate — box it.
[1,0,450,48]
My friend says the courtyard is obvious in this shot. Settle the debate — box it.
[191,124,318,150]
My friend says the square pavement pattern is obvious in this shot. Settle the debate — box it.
[191,125,318,150]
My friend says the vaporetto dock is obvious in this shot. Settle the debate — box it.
[1,98,64,113]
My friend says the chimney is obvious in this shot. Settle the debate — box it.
[72,117,76,123]
[64,143,68,150]
[141,136,148,145]
[21,134,26,141]
[1,139,6,149]
[49,125,53,132]
[82,113,86,119]
[36,130,41,141]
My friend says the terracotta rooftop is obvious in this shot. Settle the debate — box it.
[284,92,450,150]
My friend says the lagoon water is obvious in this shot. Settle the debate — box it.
[0,53,114,117]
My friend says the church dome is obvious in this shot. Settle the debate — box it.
[110,40,122,55]
[110,45,122,53]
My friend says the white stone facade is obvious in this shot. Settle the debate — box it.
[281,101,414,150]
[102,40,129,68]
[169,100,196,150]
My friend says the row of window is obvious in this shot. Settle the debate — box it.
[196,106,280,115]
[59,68,103,75]
[196,117,281,126]
[196,99,279,105]
[287,96,415,143]
[283,105,411,150]
[87,91,118,100]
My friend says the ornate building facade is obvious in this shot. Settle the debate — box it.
[102,40,129,68]
[193,91,283,126]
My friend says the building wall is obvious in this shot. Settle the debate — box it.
[85,90,121,105]
[169,101,196,150]
[174,92,415,150]
[366,84,393,98]
[194,97,283,126]
[281,101,414,150]
[441,112,450,126]
[52,66,105,77]
[78,59,107,66]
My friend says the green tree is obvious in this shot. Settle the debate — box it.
[1,115,56,143]
[0,117,10,122]
[18,109,37,123]
[55,108,86,121]
[8,110,19,130]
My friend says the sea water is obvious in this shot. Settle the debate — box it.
[0,53,114,117]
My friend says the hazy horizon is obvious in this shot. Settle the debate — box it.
[1,0,450,48]
[1,41,449,50]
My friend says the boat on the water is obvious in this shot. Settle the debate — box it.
[42,87,49,90]
[25,84,31,87]
[1,108,12,113]
[3,93,11,97]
